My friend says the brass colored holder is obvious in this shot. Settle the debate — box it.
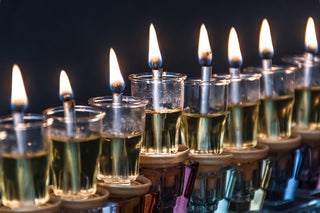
[57,186,109,212]
[258,134,302,152]
[0,195,61,213]
[139,145,189,168]
[98,176,152,198]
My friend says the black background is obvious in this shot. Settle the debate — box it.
[0,0,319,115]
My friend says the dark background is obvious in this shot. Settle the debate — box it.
[0,0,319,115]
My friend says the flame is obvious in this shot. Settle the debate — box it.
[228,27,243,66]
[259,19,274,58]
[11,64,28,110]
[148,24,162,69]
[198,24,212,66]
[305,17,318,53]
[59,70,74,100]
[109,48,125,93]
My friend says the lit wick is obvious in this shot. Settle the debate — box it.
[109,48,125,128]
[304,17,318,87]
[109,48,127,179]
[11,64,29,154]
[259,18,274,96]
[11,64,35,203]
[298,17,318,129]
[228,27,243,147]
[259,19,277,138]
[148,24,163,154]
[59,70,79,193]
[198,24,213,113]
[228,27,242,103]
[197,24,212,151]
[149,23,163,111]
[59,70,76,138]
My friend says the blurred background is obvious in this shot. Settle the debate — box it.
[0,0,319,114]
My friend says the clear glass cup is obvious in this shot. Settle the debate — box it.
[88,96,147,184]
[129,72,186,155]
[245,66,296,140]
[220,74,261,149]
[181,78,230,154]
[0,114,50,209]
[43,105,105,199]
[282,55,320,132]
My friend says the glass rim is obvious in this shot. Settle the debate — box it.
[0,113,43,129]
[42,105,105,122]
[213,73,262,81]
[88,96,148,108]
[128,72,187,82]
[243,65,297,74]
[184,77,230,85]
[282,54,320,65]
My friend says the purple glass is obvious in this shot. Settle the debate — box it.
[140,160,199,213]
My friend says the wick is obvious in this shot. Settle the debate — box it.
[261,58,273,97]
[112,93,123,104]
[12,110,26,154]
[229,66,241,104]
[304,52,314,63]
[152,68,163,111]
[200,66,212,114]
[61,95,76,138]
[112,92,123,132]
[262,58,272,70]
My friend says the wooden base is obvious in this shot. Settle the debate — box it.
[59,186,109,212]
[224,144,269,163]
[98,176,152,199]
[188,152,233,173]
[0,195,61,213]
[139,145,189,168]
[258,134,301,152]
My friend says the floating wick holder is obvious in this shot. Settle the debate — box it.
[282,55,320,135]
[214,73,261,149]
[88,96,148,184]
[181,77,230,154]
[245,65,296,141]
[129,72,186,155]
